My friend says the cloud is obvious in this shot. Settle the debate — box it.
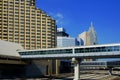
[56,13,64,19]
[49,12,64,26]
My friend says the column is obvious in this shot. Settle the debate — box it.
[55,59,59,75]
[72,58,81,80]
[108,68,113,75]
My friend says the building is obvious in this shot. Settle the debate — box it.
[78,22,97,46]
[0,0,57,76]
[77,31,87,46]
[0,40,23,58]
[0,40,50,77]
[57,28,69,37]
[0,0,56,50]
[57,28,79,47]
[57,37,78,47]
[0,40,25,77]
[56,28,79,73]
[78,22,98,61]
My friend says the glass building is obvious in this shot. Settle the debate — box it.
[57,28,79,47]
[57,37,78,47]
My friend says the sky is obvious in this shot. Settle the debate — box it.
[36,0,120,44]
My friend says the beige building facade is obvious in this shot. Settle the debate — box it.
[78,22,97,46]
[78,22,98,61]
[0,0,57,76]
[0,0,56,50]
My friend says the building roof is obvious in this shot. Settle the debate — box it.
[0,40,23,58]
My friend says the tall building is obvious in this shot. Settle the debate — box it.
[0,0,56,50]
[78,22,98,61]
[78,22,97,46]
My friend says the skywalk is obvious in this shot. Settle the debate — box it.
[19,43,120,59]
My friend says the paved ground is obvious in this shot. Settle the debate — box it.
[66,70,120,80]
[1,70,120,80]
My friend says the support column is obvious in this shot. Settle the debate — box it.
[108,68,113,75]
[72,58,81,80]
[48,60,52,76]
[56,59,59,75]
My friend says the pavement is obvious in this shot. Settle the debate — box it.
[1,70,120,80]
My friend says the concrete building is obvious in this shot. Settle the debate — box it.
[0,0,56,50]
[78,22,97,46]
[0,0,57,76]
[0,40,50,77]
[0,40,23,58]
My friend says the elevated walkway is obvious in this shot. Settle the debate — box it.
[19,43,120,59]
[18,43,120,80]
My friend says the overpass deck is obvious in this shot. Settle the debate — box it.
[19,43,120,59]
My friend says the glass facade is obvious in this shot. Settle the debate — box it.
[75,46,120,53]
[19,49,73,55]
[81,61,106,65]
[57,37,78,47]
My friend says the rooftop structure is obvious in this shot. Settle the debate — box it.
[57,28,69,37]
[0,40,23,58]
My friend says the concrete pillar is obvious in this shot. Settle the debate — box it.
[55,59,59,75]
[108,68,112,75]
[48,60,52,76]
[72,58,81,80]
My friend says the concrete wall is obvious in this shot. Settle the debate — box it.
[25,60,49,77]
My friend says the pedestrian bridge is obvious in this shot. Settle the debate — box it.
[19,43,120,59]
[18,43,120,80]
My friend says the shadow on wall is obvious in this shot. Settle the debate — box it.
[25,60,47,78]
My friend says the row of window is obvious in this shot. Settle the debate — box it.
[81,62,106,65]
[19,49,73,55]
[75,46,120,53]
[19,45,120,56]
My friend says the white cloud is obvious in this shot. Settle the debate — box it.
[56,13,64,19]
[49,12,64,26]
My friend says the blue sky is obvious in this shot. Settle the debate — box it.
[36,0,120,44]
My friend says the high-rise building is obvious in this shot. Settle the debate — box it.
[78,22,98,61]
[78,22,97,46]
[0,0,56,50]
